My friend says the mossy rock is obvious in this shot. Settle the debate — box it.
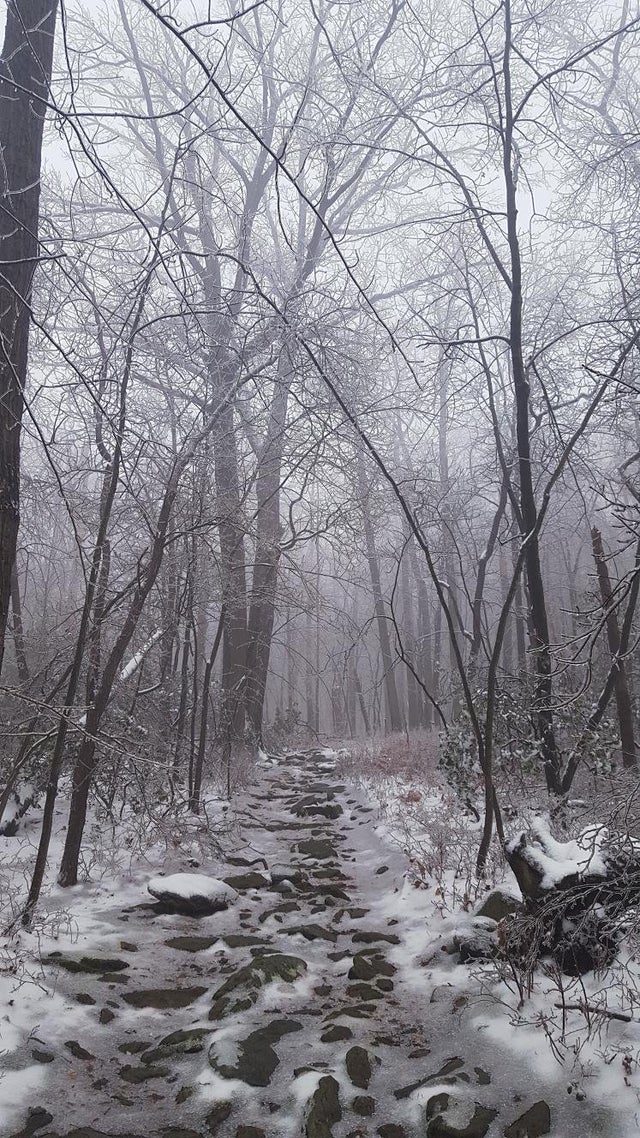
[305,1074,342,1138]
[425,1092,498,1137]
[210,1018,302,1086]
[164,935,219,953]
[284,924,338,943]
[504,1101,551,1137]
[123,986,206,1010]
[223,872,271,891]
[47,953,128,974]
[204,1102,233,1132]
[119,1063,170,1083]
[297,839,338,860]
[209,953,306,1020]
[345,1046,372,1090]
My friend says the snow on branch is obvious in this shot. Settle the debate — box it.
[119,629,164,682]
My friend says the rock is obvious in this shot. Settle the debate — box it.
[205,1102,233,1133]
[175,1085,194,1104]
[223,934,271,948]
[297,839,338,860]
[162,1130,201,1138]
[475,889,523,924]
[119,1041,151,1054]
[210,1018,302,1086]
[351,930,400,945]
[142,1027,210,1063]
[208,953,307,1019]
[345,1045,372,1089]
[120,940,138,952]
[65,1040,95,1060]
[352,1095,375,1116]
[270,864,307,885]
[504,1101,551,1137]
[119,1063,170,1083]
[123,986,207,1009]
[164,935,219,952]
[147,872,238,915]
[305,1074,342,1138]
[346,982,382,1002]
[223,872,271,891]
[321,1024,353,1043]
[284,924,338,943]
[425,1092,498,1138]
[349,951,395,981]
[98,1008,115,1026]
[453,919,499,963]
[31,1049,55,1063]
[76,993,96,1006]
[236,1129,265,1138]
[46,952,128,974]
[375,865,389,875]
[9,1106,53,1137]
[377,1127,406,1138]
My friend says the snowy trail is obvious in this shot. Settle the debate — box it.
[1,751,631,1137]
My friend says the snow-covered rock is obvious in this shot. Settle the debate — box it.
[147,873,238,915]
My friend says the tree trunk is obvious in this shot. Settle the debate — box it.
[591,526,636,768]
[503,0,561,791]
[10,558,28,683]
[356,455,403,732]
[245,353,292,738]
[0,0,59,676]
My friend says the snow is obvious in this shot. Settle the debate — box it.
[147,872,237,903]
[506,818,609,886]
[119,629,163,682]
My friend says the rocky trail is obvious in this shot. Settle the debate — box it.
[2,751,622,1138]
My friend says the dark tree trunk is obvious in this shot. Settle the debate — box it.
[591,526,636,769]
[357,456,403,733]
[10,558,28,683]
[503,0,561,791]
[0,0,59,676]
[245,356,292,739]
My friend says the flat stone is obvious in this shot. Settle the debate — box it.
[31,1049,55,1063]
[346,982,382,1001]
[65,1040,95,1061]
[123,986,206,1009]
[46,953,128,974]
[119,1063,170,1083]
[8,1107,53,1138]
[504,1102,551,1137]
[209,953,306,1020]
[284,924,338,943]
[352,1095,375,1117]
[165,935,218,952]
[76,994,96,1006]
[297,839,338,860]
[321,1025,353,1043]
[349,952,395,981]
[378,1127,406,1138]
[345,1045,372,1089]
[223,872,271,890]
[223,934,271,948]
[305,1074,342,1138]
[425,1092,498,1138]
[210,1018,302,1086]
[205,1102,233,1132]
[351,930,400,945]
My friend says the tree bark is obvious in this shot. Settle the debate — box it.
[591,526,636,768]
[356,455,403,732]
[0,0,59,676]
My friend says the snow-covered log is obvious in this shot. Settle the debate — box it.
[505,821,640,974]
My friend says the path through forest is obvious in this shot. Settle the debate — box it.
[3,752,623,1137]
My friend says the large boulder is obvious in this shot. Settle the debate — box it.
[475,889,524,924]
[147,873,238,915]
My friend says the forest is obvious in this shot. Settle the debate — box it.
[2,0,640,1136]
